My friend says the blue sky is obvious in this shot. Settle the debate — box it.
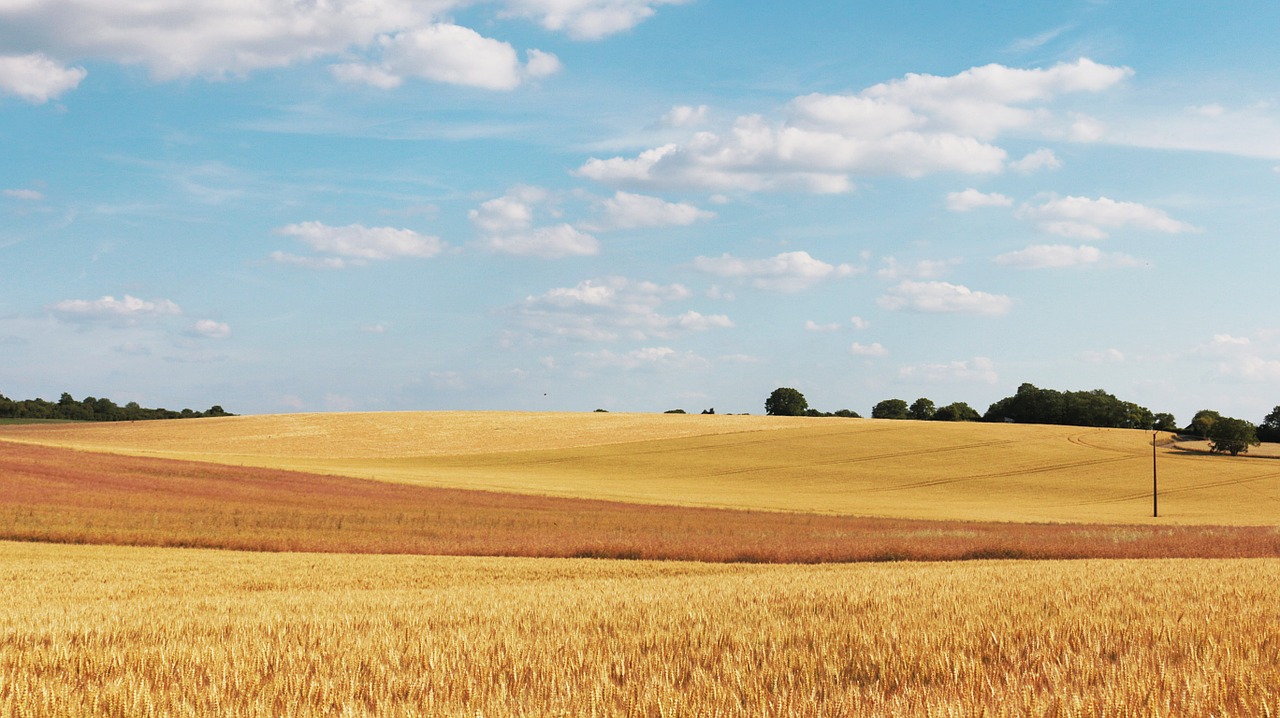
[2,0,1278,423]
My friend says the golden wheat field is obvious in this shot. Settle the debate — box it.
[1,540,1277,718]
[3,412,1278,524]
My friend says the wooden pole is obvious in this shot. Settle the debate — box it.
[1152,431,1158,518]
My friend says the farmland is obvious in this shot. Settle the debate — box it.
[3,412,1279,524]
[2,541,1277,717]
[3,412,1279,716]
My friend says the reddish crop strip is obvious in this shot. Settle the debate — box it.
[2,439,1278,562]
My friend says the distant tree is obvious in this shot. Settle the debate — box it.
[1153,412,1178,433]
[1259,406,1280,443]
[832,409,861,418]
[908,398,936,421]
[934,402,981,422]
[701,408,715,415]
[765,387,808,416]
[1187,409,1222,437]
[1206,417,1260,456]
[664,409,686,414]
[871,399,909,420]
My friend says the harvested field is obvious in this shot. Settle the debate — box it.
[4,413,1279,524]
[2,440,1278,561]
[3,541,1277,718]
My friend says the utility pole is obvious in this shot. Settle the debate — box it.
[1152,431,1158,518]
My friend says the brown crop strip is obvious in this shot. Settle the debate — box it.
[2,440,1277,561]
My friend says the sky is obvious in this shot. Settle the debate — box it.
[1,0,1278,423]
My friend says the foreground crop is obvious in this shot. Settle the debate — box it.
[1,542,1277,717]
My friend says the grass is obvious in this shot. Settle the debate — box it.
[4,412,1279,524]
[3,440,1279,561]
[2,541,1277,717]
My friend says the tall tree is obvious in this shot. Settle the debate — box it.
[1259,406,1280,443]
[908,398,936,421]
[1206,417,1260,456]
[871,399,909,420]
[765,387,808,416]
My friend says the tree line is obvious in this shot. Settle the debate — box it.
[765,383,1280,456]
[0,391,233,422]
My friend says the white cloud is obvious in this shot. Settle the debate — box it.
[994,243,1142,269]
[586,191,715,230]
[0,1,596,94]
[192,319,231,339]
[507,276,730,343]
[335,25,561,91]
[804,320,841,333]
[1017,195,1198,239]
[850,316,870,330]
[898,357,998,384]
[659,104,708,128]
[578,59,1130,193]
[1009,148,1061,174]
[945,188,1013,211]
[692,251,859,292]
[574,346,710,371]
[3,188,45,201]
[1211,334,1251,348]
[0,53,86,103]
[878,281,1012,316]
[269,252,350,270]
[274,222,445,266]
[1219,355,1280,382]
[1080,348,1125,364]
[470,187,598,258]
[50,295,182,322]
[850,342,887,357]
[481,224,599,258]
[1106,103,1280,160]
[498,0,692,40]
[877,257,954,280]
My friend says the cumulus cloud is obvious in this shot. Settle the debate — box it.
[994,244,1142,269]
[1009,148,1062,173]
[585,191,715,230]
[498,0,691,40]
[0,53,86,103]
[470,187,599,258]
[577,59,1129,193]
[273,222,445,268]
[898,357,998,384]
[50,295,182,322]
[0,1,646,94]
[945,188,1013,211]
[1017,195,1198,239]
[506,276,731,343]
[192,319,232,339]
[691,251,859,292]
[333,25,561,91]
[658,104,709,128]
[850,342,888,358]
[850,316,870,330]
[878,281,1012,316]
[1192,332,1280,381]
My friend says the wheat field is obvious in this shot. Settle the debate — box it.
[4,412,1278,524]
[1,540,1276,717]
